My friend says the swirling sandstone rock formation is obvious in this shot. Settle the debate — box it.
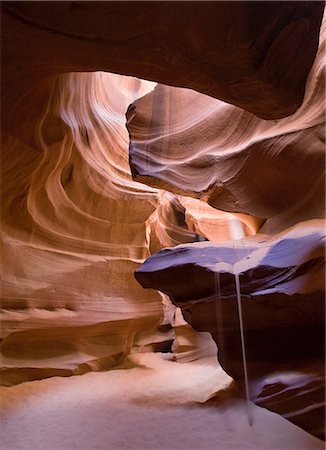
[1,6,325,441]
[0,72,164,385]
[1,64,247,385]
[128,14,325,234]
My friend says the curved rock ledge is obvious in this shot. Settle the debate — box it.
[135,220,325,378]
[2,2,324,121]
[128,17,325,233]
[135,220,325,437]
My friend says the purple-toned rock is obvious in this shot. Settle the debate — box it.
[135,221,325,380]
[135,220,325,438]
[250,361,325,440]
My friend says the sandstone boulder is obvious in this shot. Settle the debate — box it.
[135,220,325,380]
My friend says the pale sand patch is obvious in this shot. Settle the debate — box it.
[1,353,323,450]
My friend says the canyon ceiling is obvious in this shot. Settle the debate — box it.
[1,1,325,441]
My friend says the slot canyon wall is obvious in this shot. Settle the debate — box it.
[128,5,325,440]
[1,0,325,440]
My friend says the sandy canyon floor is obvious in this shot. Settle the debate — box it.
[1,353,324,450]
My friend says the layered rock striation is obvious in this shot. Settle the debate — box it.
[128,16,325,234]
[1,73,163,385]
[1,8,325,441]
[1,67,249,385]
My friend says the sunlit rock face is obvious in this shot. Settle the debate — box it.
[0,72,163,386]
[1,65,249,385]
[171,307,217,363]
[128,17,325,234]
[1,2,324,122]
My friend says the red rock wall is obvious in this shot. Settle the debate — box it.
[2,2,323,120]
[1,69,245,385]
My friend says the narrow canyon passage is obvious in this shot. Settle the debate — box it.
[1,2,325,449]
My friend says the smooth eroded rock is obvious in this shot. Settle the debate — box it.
[2,1,324,122]
[128,18,325,233]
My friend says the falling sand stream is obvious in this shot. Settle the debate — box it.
[214,272,224,360]
[235,272,253,426]
[214,269,253,426]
